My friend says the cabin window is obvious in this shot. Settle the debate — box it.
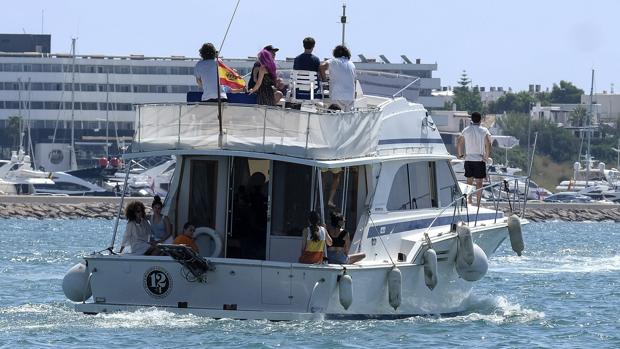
[270,161,313,237]
[188,160,218,229]
[387,161,438,211]
[436,160,460,207]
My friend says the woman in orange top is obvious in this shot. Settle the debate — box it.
[299,211,332,264]
[173,222,199,252]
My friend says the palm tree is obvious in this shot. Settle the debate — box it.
[570,106,587,127]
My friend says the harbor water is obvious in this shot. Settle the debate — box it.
[0,219,619,348]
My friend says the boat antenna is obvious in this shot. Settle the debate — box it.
[341,2,347,46]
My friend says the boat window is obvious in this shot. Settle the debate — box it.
[271,161,313,237]
[436,160,460,207]
[387,161,438,211]
[188,160,218,229]
[34,182,90,191]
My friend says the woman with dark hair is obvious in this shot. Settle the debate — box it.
[299,211,332,264]
[194,42,227,102]
[248,48,283,106]
[149,195,172,244]
[119,201,156,255]
[319,45,356,111]
[325,211,365,264]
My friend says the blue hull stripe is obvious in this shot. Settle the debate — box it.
[368,213,503,238]
[378,138,445,145]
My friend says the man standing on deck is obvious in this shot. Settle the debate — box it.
[456,112,492,205]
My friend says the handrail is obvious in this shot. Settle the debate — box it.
[422,176,529,237]
[392,77,421,98]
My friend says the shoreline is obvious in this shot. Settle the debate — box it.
[0,196,618,222]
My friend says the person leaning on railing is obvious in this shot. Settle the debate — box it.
[319,45,356,111]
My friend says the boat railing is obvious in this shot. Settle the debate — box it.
[423,175,529,236]
[132,102,383,160]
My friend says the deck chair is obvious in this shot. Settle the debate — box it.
[287,70,324,104]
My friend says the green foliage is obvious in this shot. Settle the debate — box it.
[550,80,584,103]
[496,112,579,163]
[569,106,587,127]
[452,71,483,113]
[487,91,536,114]
[590,137,620,166]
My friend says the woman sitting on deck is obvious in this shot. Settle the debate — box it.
[326,211,365,264]
[248,48,283,106]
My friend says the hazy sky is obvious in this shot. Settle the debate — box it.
[3,0,619,92]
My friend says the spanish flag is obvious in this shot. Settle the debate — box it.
[218,59,246,89]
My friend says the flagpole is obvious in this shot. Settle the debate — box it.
[216,0,241,147]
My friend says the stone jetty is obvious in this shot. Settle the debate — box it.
[0,196,152,220]
[0,196,618,222]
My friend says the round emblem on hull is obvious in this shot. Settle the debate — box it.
[143,267,172,298]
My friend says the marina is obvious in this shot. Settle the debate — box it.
[0,0,619,347]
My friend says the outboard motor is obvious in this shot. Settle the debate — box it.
[62,262,92,302]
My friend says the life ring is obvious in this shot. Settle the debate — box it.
[193,227,223,258]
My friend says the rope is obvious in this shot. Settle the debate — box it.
[218,0,241,54]
[366,209,396,267]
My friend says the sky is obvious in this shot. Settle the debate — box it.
[2,0,619,93]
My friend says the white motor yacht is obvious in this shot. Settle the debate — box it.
[63,88,527,320]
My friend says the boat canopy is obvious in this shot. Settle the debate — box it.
[132,103,383,160]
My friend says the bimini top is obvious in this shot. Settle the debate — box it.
[131,96,449,161]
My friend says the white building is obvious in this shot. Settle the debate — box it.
[0,35,444,166]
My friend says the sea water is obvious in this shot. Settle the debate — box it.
[0,219,619,348]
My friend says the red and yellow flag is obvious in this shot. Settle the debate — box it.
[218,59,246,89]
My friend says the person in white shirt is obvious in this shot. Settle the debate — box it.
[319,45,356,111]
[194,42,227,102]
[456,112,492,205]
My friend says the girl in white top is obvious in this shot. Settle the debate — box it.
[120,201,155,255]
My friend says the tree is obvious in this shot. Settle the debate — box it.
[7,115,21,148]
[452,70,483,113]
[550,81,584,103]
[487,91,535,114]
[569,106,587,127]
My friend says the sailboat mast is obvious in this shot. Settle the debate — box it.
[17,78,23,150]
[70,38,77,170]
[105,72,110,158]
[586,69,594,187]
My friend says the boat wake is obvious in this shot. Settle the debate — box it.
[491,254,620,274]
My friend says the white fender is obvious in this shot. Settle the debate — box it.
[423,248,438,290]
[387,267,402,310]
[62,262,92,302]
[456,243,488,282]
[507,214,524,256]
[338,273,353,310]
[457,225,474,265]
[193,227,223,258]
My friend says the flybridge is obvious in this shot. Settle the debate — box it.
[132,103,383,161]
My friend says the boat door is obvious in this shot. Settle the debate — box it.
[226,157,270,260]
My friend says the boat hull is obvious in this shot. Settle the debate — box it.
[75,225,508,320]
